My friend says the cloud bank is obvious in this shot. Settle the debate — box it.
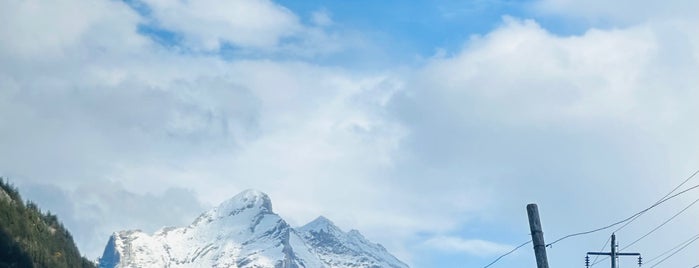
[1,0,697,267]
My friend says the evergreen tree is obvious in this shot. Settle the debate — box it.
[0,177,96,268]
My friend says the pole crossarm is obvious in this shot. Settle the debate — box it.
[617,253,641,256]
[587,252,612,256]
[587,252,640,256]
[584,234,642,268]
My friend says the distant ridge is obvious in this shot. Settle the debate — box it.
[99,189,408,268]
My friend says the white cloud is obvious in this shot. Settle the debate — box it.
[420,17,659,123]
[1,1,698,267]
[0,0,145,59]
[393,15,699,267]
[533,0,699,25]
[133,0,363,58]
[423,236,514,256]
[142,0,302,50]
[311,9,333,27]
[0,0,410,257]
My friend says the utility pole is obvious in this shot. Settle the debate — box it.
[527,204,549,268]
[586,233,642,268]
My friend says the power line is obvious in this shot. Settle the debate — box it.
[659,169,699,201]
[481,239,531,268]
[591,196,699,266]
[547,183,699,247]
[481,170,699,267]
[644,233,699,265]
[588,236,611,267]
[589,169,699,267]
[622,196,699,250]
[612,169,698,234]
[648,234,699,268]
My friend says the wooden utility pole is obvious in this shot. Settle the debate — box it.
[527,204,549,268]
[586,233,642,268]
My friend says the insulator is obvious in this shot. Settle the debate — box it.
[585,255,590,267]
[638,255,642,267]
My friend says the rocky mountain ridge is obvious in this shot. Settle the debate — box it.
[99,190,408,268]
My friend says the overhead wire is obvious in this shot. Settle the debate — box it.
[589,169,699,266]
[587,168,699,260]
[647,234,699,268]
[591,196,699,266]
[622,196,699,251]
[592,169,699,265]
[588,236,611,267]
[614,169,699,233]
[480,169,699,267]
[546,182,699,247]
[481,239,531,268]
[643,234,699,264]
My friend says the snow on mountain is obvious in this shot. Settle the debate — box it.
[298,216,408,268]
[99,190,408,268]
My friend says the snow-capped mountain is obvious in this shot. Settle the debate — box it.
[298,216,407,268]
[99,190,408,268]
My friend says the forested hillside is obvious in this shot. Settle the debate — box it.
[0,178,95,268]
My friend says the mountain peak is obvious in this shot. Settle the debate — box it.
[309,215,333,225]
[299,215,342,234]
[219,189,272,214]
[192,189,274,226]
[297,216,409,268]
[237,189,271,203]
[102,190,409,268]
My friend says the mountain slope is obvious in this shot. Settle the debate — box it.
[0,178,96,268]
[298,216,408,268]
[99,190,407,268]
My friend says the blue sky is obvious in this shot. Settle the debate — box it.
[130,0,589,67]
[0,0,698,267]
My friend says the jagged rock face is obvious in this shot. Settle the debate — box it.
[298,217,408,268]
[99,190,323,268]
[99,190,408,268]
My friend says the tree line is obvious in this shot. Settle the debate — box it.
[0,177,95,268]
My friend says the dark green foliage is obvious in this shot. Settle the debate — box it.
[0,178,95,268]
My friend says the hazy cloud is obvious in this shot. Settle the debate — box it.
[18,181,205,259]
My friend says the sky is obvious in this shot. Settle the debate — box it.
[0,0,698,267]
